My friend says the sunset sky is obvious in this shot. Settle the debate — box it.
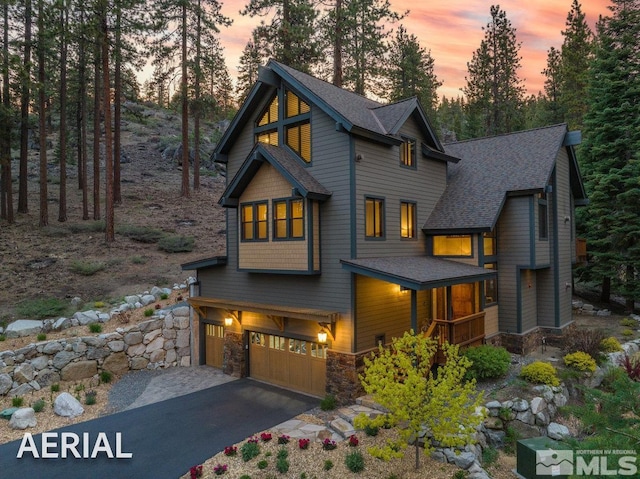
[215,0,612,99]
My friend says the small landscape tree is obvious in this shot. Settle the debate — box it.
[356,331,485,469]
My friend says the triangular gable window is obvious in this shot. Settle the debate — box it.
[257,95,279,126]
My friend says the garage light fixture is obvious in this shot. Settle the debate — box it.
[224,317,234,327]
[224,311,239,327]
[317,321,336,343]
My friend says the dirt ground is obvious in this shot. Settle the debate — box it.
[0,114,227,322]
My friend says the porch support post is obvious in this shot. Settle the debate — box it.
[410,289,417,333]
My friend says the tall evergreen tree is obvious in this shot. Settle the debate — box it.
[236,32,264,103]
[385,25,441,114]
[577,0,640,307]
[559,0,593,131]
[542,46,565,124]
[37,0,48,227]
[463,5,525,137]
[0,0,14,223]
[18,0,32,214]
[241,0,320,72]
[58,0,68,222]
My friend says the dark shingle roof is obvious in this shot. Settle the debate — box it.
[423,124,569,232]
[340,256,496,290]
[219,143,332,206]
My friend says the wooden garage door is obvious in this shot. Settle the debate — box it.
[249,332,327,397]
[205,324,224,368]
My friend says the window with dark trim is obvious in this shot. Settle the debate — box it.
[273,198,304,240]
[241,202,268,241]
[365,197,385,238]
[400,137,416,167]
[257,95,279,126]
[433,235,472,256]
[483,229,497,256]
[286,122,311,162]
[400,201,416,239]
[484,262,498,304]
[538,192,548,240]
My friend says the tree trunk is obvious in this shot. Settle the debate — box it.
[193,0,201,191]
[101,1,114,242]
[58,0,67,223]
[332,0,343,87]
[78,7,88,219]
[1,0,14,223]
[113,1,122,205]
[93,40,101,220]
[18,0,32,214]
[600,276,611,304]
[37,0,47,227]
[180,1,189,197]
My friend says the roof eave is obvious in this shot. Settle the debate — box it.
[181,256,228,271]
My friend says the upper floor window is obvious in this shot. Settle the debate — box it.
[433,235,472,256]
[365,197,385,238]
[241,202,268,241]
[400,201,416,239]
[286,123,311,162]
[257,130,278,146]
[538,192,548,240]
[258,96,279,126]
[484,262,498,304]
[273,198,304,240]
[285,91,310,118]
[400,137,416,168]
[483,229,497,256]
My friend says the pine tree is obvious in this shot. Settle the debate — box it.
[463,5,525,137]
[18,0,33,214]
[385,25,441,114]
[559,0,593,131]
[58,0,69,223]
[577,0,640,307]
[1,0,14,223]
[236,33,264,103]
[542,46,565,124]
[37,0,48,227]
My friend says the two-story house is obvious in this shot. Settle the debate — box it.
[182,60,587,403]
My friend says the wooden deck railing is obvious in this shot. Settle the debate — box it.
[424,312,485,365]
[576,238,587,264]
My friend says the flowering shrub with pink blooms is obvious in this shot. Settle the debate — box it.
[298,438,310,450]
[223,446,237,456]
[278,434,290,444]
[260,432,272,442]
[348,435,359,447]
[322,438,337,450]
[189,464,203,479]
[213,463,227,476]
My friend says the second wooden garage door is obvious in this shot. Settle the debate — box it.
[249,332,327,397]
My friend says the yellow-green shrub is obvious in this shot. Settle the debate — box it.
[622,329,635,337]
[520,361,560,387]
[620,318,637,327]
[563,351,597,372]
[600,337,622,353]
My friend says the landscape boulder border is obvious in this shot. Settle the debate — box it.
[0,282,196,398]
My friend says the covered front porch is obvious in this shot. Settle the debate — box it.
[340,256,497,362]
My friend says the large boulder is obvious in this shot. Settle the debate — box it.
[53,351,78,370]
[0,373,12,395]
[53,393,84,418]
[73,310,100,326]
[547,422,570,440]
[5,320,44,338]
[13,363,35,384]
[102,352,129,375]
[9,408,37,430]
[60,360,98,381]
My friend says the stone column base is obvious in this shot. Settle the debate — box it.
[223,331,245,378]
[326,350,374,405]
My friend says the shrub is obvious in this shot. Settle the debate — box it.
[277,435,290,445]
[621,318,637,328]
[322,438,337,450]
[69,260,106,276]
[158,235,194,253]
[94,301,106,308]
[189,464,203,479]
[453,471,467,479]
[618,354,640,381]
[276,456,289,474]
[320,393,336,411]
[482,446,499,466]
[622,329,634,337]
[563,351,597,373]
[364,423,379,437]
[160,292,169,300]
[37,333,47,341]
[131,256,148,265]
[600,337,623,353]
[239,476,251,479]
[323,460,333,471]
[345,450,365,473]
[520,361,560,386]
[562,328,606,359]
[213,464,227,476]
[89,323,103,333]
[85,390,97,405]
[240,440,260,462]
[463,345,511,380]
[32,399,45,413]
[298,438,310,450]
[51,383,60,392]
[100,371,112,383]
[223,446,237,456]
[0,334,5,341]
[12,397,24,407]
[15,297,69,319]
[144,309,154,317]
[260,432,272,442]
[277,448,288,460]
[257,460,268,470]
[348,434,359,447]
[117,225,165,243]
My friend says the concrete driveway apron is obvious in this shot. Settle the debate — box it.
[0,379,318,479]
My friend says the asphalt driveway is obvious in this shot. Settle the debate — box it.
[0,379,318,479]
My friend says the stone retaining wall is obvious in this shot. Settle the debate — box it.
[0,307,191,397]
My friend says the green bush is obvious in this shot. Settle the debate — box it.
[364,424,379,436]
[94,301,106,308]
[0,334,5,341]
[100,371,113,383]
[345,450,365,473]
[15,298,69,319]
[563,351,597,372]
[239,476,251,479]
[32,399,45,413]
[85,390,97,405]
[622,329,635,337]
[89,323,103,333]
[160,293,169,300]
[621,318,637,328]
[320,393,337,411]
[69,260,106,276]
[157,235,194,253]
[51,383,60,392]
[144,309,154,317]
[12,397,24,407]
[240,441,260,462]
[482,446,499,466]
[520,361,560,386]
[600,336,623,353]
[257,460,268,470]
[37,333,47,341]
[463,345,511,380]
[117,224,165,243]
[323,460,333,471]
[276,451,289,474]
